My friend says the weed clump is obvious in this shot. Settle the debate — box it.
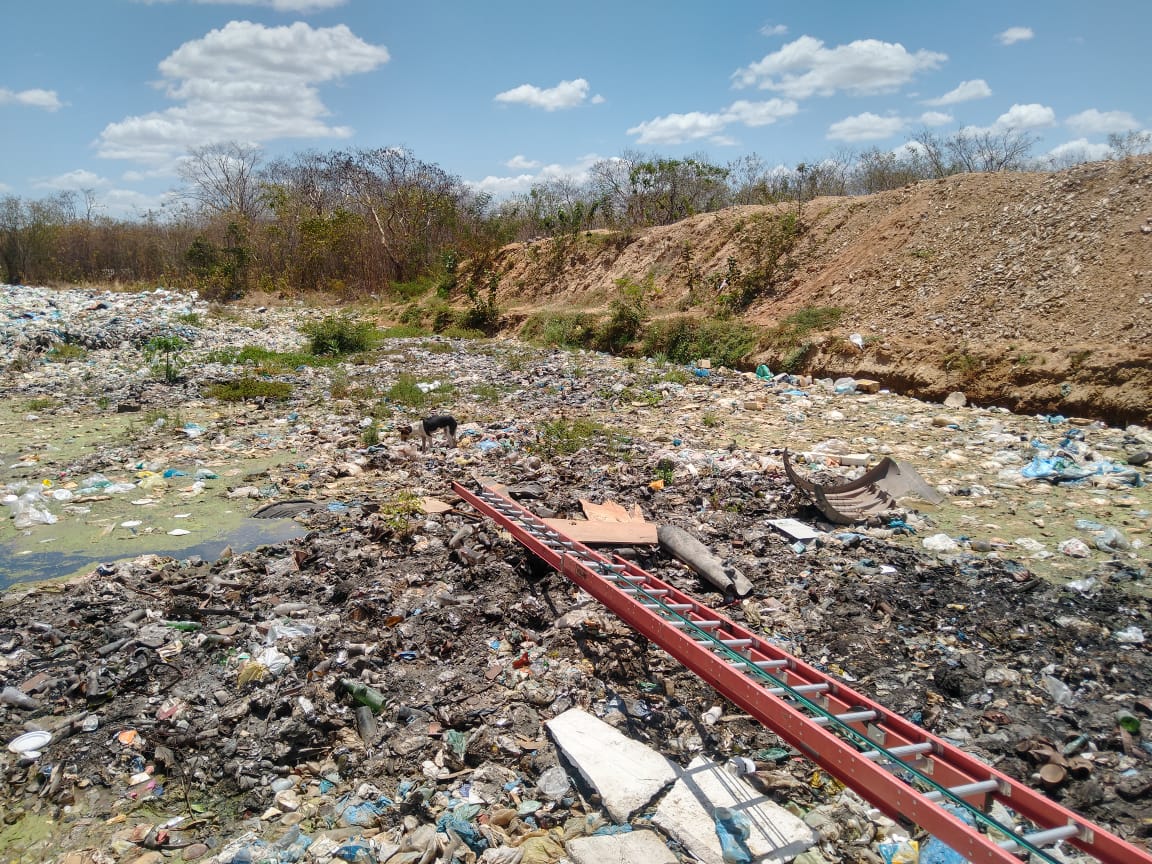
[203,378,293,402]
[302,315,379,356]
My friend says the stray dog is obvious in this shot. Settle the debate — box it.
[398,414,458,452]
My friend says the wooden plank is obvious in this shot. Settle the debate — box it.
[543,518,658,545]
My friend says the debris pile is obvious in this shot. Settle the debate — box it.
[1,286,1151,863]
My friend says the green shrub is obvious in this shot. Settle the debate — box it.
[641,316,760,368]
[203,378,294,402]
[175,312,202,326]
[302,315,379,356]
[596,276,650,353]
[770,307,843,342]
[521,311,601,348]
[144,334,188,383]
[440,325,486,340]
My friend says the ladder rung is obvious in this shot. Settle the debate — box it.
[924,779,1000,802]
[750,659,788,670]
[623,588,668,596]
[694,620,724,629]
[768,683,829,696]
[696,638,755,648]
[999,824,1081,851]
[813,710,877,726]
[863,743,934,761]
[643,603,692,612]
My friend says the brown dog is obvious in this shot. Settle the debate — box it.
[398,414,458,452]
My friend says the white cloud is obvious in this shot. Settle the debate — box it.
[1047,138,1113,163]
[97,21,388,165]
[733,35,946,99]
[628,112,728,146]
[827,112,906,142]
[0,87,63,111]
[133,0,347,12]
[468,153,604,197]
[924,79,992,106]
[991,103,1055,131]
[34,169,111,190]
[627,98,797,146]
[494,79,601,112]
[1066,108,1141,136]
[997,27,1034,46]
[760,23,788,37]
[506,155,540,170]
[919,111,953,126]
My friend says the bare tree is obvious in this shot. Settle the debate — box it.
[177,142,265,221]
[1108,130,1152,159]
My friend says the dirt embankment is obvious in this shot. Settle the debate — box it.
[482,157,1152,424]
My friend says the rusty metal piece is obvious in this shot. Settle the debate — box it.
[783,450,944,525]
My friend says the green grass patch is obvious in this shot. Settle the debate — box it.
[175,312,203,326]
[203,345,328,371]
[535,417,618,459]
[25,397,59,412]
[203,378,294,402]
[470,382,509,403]
[768,306,843,342]
[440,325,487,340]
[46,343,88,362]
[383,373,457,410]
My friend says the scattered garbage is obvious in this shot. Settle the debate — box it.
[1,285,1151,861]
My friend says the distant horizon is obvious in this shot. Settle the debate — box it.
[3,0,1149,218]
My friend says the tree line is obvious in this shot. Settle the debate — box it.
[2,128,1148,299]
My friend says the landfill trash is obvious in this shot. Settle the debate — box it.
[7,729,52,757]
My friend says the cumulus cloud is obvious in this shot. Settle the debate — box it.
[991,103,1056,131]
[506,155,540,170]
[924,79,992,107]
[919,111,953,126]
[468,153,604,197]
[997,27,1034,45]
[97,21,388,165]
[0,87,63,111]
[494,79,601,111]
[1066,108,1141,136]
[760,23,788,37]
[733,35,946,99]
[827,112,906,142]
[627,98,797,146]
[1048,138,1113,162]
[35,169,111,190]
[133,0,347,12]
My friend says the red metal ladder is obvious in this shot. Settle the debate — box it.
[454,481,1152,864]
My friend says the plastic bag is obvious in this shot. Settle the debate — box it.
[714,806,752,864]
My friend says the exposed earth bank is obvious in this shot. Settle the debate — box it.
[479,156,1152,425]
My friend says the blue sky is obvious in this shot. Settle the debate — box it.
[2,0,1149,218]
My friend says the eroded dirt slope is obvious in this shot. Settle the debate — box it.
[484,156,1152,423]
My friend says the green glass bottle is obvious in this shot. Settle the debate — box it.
[340,678,388,712]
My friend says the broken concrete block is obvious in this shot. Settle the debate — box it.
[653,757,817,864]
[567,831,679,864]
[545,708,678,822]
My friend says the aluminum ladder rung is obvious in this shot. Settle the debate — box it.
[622,588,668,596]
[923,779,1001,802]
[812,710,877,726]
[692,620,725,629]
[999,824,1081,851]
[863,742,934,761]
[767,682,829,697]
[695,637,754,648]
[641,602,693,612]
[749,659,788,670]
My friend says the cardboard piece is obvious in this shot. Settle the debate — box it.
[542,518,658,545]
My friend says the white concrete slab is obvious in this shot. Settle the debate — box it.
[545,708,678,822]
[653,757,817,864]
[567,831,679,864]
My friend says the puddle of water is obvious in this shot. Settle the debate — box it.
[1,517,306,589]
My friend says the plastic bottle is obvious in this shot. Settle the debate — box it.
[340,678,388,712]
